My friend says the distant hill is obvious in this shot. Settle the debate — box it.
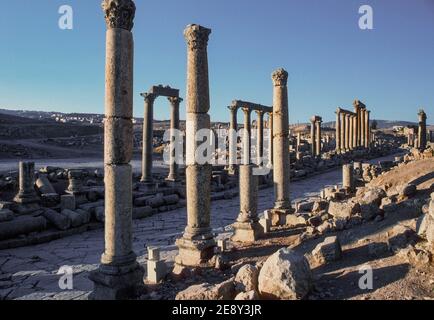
[322,119,420,129]
[0,112,102,139]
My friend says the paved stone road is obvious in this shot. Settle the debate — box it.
[0,155,396,300]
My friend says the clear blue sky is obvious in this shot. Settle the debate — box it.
[0,0,433,124]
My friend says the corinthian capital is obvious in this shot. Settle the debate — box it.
[140,92,157,104]
[102,0,136,31]
[184,24,211,50]
[271,68,288,87]
[168,96,183,106]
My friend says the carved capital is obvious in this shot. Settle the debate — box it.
[228,105,238,113]
[271,68,288,87]
[140,92,157,104]
[184,24,211,50]
[168,96,183,106]
[102,0,136,31]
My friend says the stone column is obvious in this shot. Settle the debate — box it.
[340,112,346,152]
[268,112,273,166]
[270,68,292,226]
[418,109,427,151]
[335,108,341,153]
[175,24,215,270]
[232,165,262,243]
[352,115,357,150]
[166,97,182,183]
[14,161,39,205]
[345,114,351,152]
[310,117,316,157]
[296,132,302,160]
[256,110,264,166]
[140,92,156,183]
[348,115,353,151]
[360,109,366,148]
[365,110,370,149]
[315,118,322,157]
[90,0,144,300]
[242,107,252,165]
[342,164,354,192]
[227,106,238,173]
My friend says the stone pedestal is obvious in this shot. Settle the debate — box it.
[90,0,144,300]
[270,68,293,226]
[14,161,39,206]
[174,24,215,271]
[232,165,263,243]
[66,170,87,205]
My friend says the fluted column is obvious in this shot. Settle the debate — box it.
[270,68,292,226]
[227,106,238,173]
[418,109,427,151]
[90,0,144,300]
[256,110,264,166]
[340,112,346,152]
[167,97,182,182]
[352,115,357,150]
[315,118,322,157]
[345,114,350,151]
[140,93,156,183]
[175,24,215,269]
[348,114,353,150]
[335,108,341,153]
[242,107,252,165]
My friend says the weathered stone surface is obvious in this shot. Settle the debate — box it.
[175,278,235,300]
[357,187,387,206]
[132,206,153,219]
[0,216,47,241]
[94,206,105,222]
[312,236,342,264]
[234,264,259,293]
[328,201,360,219]
[60,195,76,211]
[360,203,381,220]
[0,209,14,222]
[61,209,86,228]
[42,209,71,231]
[258,248,312,300]
[35,174,56,195]
[234,290,259,300]
[368,242,389,258]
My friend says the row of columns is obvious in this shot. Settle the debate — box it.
[335,101,371,153]
[227,105,273,170]
[310,116,322,157]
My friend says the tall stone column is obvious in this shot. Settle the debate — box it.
[345,114,351,151]
[335,108,341,153]
[348,115,353,151]
[310,117,316,157]
[340,112,346,152]
[365,110,370,149]
[256,110,264,166]
[227,106,238,173]
[90,0,144,300]
[418,109,427,151]
[232,165,262,243]
[242,107,252,165]
[14,161,39,205]
[270,68,292,226]
[315,118,322,157]
[167,97,182,182]
[360,109,366,148]
[268,112,273,166]
[175,24,215,270]
[140,92,156,183]
[352,115,357,150]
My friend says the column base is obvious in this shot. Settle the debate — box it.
[89,261,145,300]
[232,220,263,243]
[270,207,294,226]
[13,202,40,215]
[174,236,216,269]
[14,193,40,206]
